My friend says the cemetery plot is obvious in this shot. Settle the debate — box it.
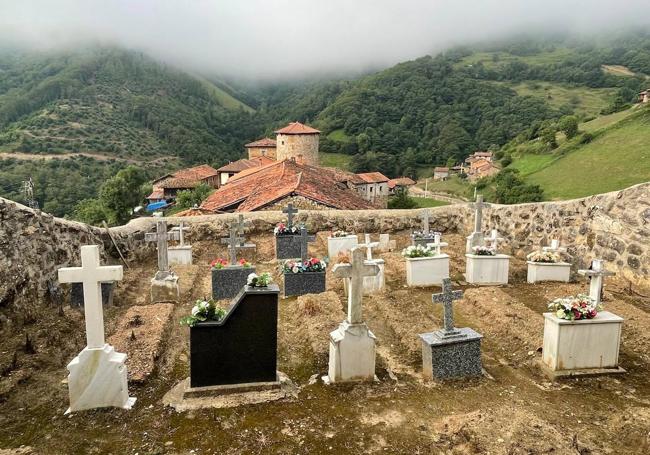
[1,232,650,454]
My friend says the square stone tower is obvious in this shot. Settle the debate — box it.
[275,122,320,165]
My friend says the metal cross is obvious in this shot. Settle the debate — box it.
[145,220,180,272]
[332,247,380,324]
[359,233,380,260]
[58,245,123,348]
[578,259,615,306]
[282,203,298,229]
[431,278,464,338]
[298,226,316,262]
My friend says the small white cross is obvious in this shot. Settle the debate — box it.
[358,233,380,261]
[333,248,380,324]
[484,229,504,251]
[578,259,615,306]
[542,239,567,255]
[426,232,448,256]
[58,246,123,349]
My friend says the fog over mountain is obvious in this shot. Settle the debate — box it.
[1,0,649,79]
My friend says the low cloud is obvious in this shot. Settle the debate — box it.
[1,0,649,79]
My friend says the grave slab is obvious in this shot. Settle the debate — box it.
[420,329,483,379]
[406,255,450,287]
[541,311,624,378]
[168,246,193,266]
[327,235,358,259]
[151,272,180,303]
[327,321,376,382]
[283,271,326,297]
[527,261,571,283]
[212,266,256,301]
[465,254,510,285]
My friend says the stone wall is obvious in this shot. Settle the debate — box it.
[1,182,648,310]
[275,133,319,165]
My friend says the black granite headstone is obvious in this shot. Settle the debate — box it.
[275,235,302,259]
[190,285,279,388]
[211,266,256,301]
[70,282,114,308]
[283,271,326,297]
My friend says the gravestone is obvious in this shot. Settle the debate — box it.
[212,227,256,300]
[358,233,385,294]
[406,232,449,286]
[484,229,504,252]
[145,220,181,303]
[275,204,303,259]
[168,221,193,266]
[282,203,298,229]
[283,227,324,297]
[527,239,571,283]
[412,210,437,247]
[70,282,114,308]
[326,247,380,383]
[426,232,448,256]
[189,285,280,389]
[419,278,483,380]
[377,233,396,252]
[543,239,568,255]
[578,259,615,306]
[58,245,135,413]
[235,214,255,248]
[466,194,490,253]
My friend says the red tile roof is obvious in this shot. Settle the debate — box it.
[327,168,366,185]
[146,189,165,200]
[434,167,449,172]
[388,177,416,189]
[356,172,390,183]
[200,159,375,212]
[274,122,320,135]
[175,207,218,217]
[217,156,275,173]
[158,178,202,190]
[245,137,277,148]
[153,164,218,187]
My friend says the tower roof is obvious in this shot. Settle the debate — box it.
[244,137,277,148]
[274,122,321,135]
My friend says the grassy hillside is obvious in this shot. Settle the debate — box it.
[511,106,650,199]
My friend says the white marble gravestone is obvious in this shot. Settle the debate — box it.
[58,245,135,413]
[327,233,358,260]
[356,234,385,293]
[168,221,192,266]
[405,232,450,287]
[326,248,380,383]
[465,228,510,285]
[527,239,571,283]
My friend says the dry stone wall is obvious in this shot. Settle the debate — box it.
[1,183,648,311]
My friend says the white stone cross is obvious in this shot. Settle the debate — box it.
[470,194,490,234]
[421,210,431,234]
[58,246,123,348]
[359,233,380,260]
[170,221,190,246]
[431,278,464,338]
[543,239,567,255]
[426,232,448,256]
[484,229,504,251]
[145,220,179,272]
[332,247,380,324]
[298,226,316,262]
[578,259,615,306]
[282,203,298,229]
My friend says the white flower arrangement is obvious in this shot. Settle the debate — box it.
[527,250,560,263]
[331,230,350,238]
[401,244,436,258]
[548,294,601,320]
[472,245,496,256]
[247,272,273,287]
[411,230,439,239]
[274,222,301,236]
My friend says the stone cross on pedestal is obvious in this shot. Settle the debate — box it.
[58,246,123,348]
[431,278,464,339]
[282,203,298,229]
[543,239,567,255]
[421,210,431,235]
[484,229,504,251]
[426,232,448,256]
[221,227,254,266]
[578,259,615,306]
[359,233,379,260]
[333,247,380,324]
[466,194,491,252]
[145,220,179,273]
[298,226,316,262]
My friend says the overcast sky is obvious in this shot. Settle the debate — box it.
[1,0,649,79]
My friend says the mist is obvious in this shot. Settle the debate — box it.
[1,0,649,80]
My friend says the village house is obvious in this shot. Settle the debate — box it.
[638,89,649,104]
[355,172,390,203]
[245,137,277,160]
[433,167,450,181]
[464,151,494,166]
[215,156,275,187]
[192,159,375,213]
[388,177,416,194]
[467,158,500,181]
[147,164,219,203]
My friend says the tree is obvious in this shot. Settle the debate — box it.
[387,187,417,209]
[175,183,213,210]
[493,169,544,204]
[558,115,579,139]
[72,199,111,226]
[99,165,147,224]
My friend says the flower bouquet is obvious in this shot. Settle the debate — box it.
[331,230,350,238]
[411,230,439,240]
[210,258,228,270]
[548,294,601,321]
[402,244,435,258]
[247,272,273,287]
[283,258,327,274]
[527,250,559,263]
[472,245,496,256]
[274,222,301,236]
[180,298,226,327]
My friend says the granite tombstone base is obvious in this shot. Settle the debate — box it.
[168,246,193,266]
[151,272,180,303]
[190,285,279,388]
[419,328,483,380]
[211,266,256,301]
[283,271,326,297]
[275,235,302,260]
[71,282,114,308]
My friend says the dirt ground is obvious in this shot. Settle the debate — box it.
[1,231,649,454]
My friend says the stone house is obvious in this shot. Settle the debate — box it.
[215,156,275,187]
[275,122,321,165]
[148,164,219,201]
[355,172,390,203]
[468,159,500,181]
[464,151,494,166]
[245,137,277,160]
[433,167,450,181]
[388,177,416,194]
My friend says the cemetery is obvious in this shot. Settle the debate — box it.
[1,184,650,454]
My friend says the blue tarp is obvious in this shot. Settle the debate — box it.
[146,201,169,212]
